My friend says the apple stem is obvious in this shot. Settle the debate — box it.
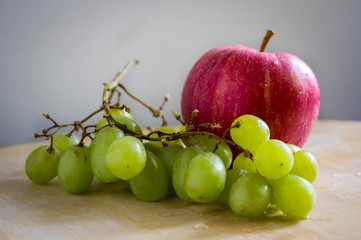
[259,29,276,52]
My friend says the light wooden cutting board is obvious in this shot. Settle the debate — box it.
[1,120,360,239]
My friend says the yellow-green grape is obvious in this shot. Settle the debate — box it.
[230,114,270,154]
[58,145,93,194]
[218,169,243,206]
[184,152,226,203]
[98,115,142,135]
[103,107,133,119]
[290,150,319,183]
[90,127,124,183]
[187,134,232,170]
[287,143,302,153]
[147,126,184,149]
[129,151,168,201]
[96,107,136,129]
[228,172,272,218]
[232,152,257,173]
[143,142,163,154]
[53,133,79,155]
[172,146,203,203]
[25,146,60,184]
[156,144,184,195]
[254,139,294,180]
[272,174,316,219]
[115,115,142,135]
[179,125,187,133]
[119,179,131,190]
[119,108,134,119]
[106,136,146,180]
[96,118,109,130]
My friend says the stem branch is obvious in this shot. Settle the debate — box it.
[103,60,139,114]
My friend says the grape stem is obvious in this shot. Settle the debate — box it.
[107,113,252,159]
[33,59,251,160]
[34,107,104,141]
[118,83,169,126]
[103,60,139,116]
[33,59,168,145]
[172,111,185,125]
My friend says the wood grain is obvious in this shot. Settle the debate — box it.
[1,120,361,239]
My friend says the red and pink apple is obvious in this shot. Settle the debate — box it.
[181,30,320,147]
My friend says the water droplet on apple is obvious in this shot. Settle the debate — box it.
[271,60,279,67]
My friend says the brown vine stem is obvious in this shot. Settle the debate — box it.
[107,115,252,159]
[172,111,185,126]
[33,59,250,161]
[80,107,104,125]
[103,60,139,115]
[35,107,104,137]
[118,83,169,126]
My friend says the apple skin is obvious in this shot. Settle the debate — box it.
[181,45,320,147]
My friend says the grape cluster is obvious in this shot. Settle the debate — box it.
[25,62,318,221]
[226,115,318,219]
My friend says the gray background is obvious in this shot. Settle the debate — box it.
[1,0,361,146]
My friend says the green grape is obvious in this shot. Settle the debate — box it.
[228,172,272,218]
[187,134,232,169]
[254,139,294,180]
[53,133,79,155]
[290,150,319,183]
[96,108,141,132]
[109,108,134,121]
[184,152,226,203]
[118,108,134,119]
[272,174,316,219]
[104,107,134,119]
[147,126,184,149]
[218,169,243,206]
[119,179,131,190]
[96,118,109,130]
[232,152,257,173]
[179,125,187,133]
[287,143,302,153]
[96,115,143,135]
[115,115,142,135]
[58,145,93,194]
[90,127,124,183]
[230,114,270,153]
[129,151,168,201]
[143,142,163,154]
[106,136,147,180]
[156,144,184,194]
[172,146,203,203]
[25,145,60,184]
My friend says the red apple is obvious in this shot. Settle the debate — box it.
[181,30,320,147]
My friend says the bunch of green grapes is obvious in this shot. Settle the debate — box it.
[224,114,318,219]
[25,133,79,185]
[25,109,319,220]
[25,62,319,221]
[25,106,146,194]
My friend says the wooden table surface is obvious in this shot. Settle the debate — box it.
[1,120,361,239]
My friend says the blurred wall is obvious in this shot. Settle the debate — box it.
[1,0,361,146]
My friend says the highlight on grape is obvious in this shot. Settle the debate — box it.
[25,60,318,220]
